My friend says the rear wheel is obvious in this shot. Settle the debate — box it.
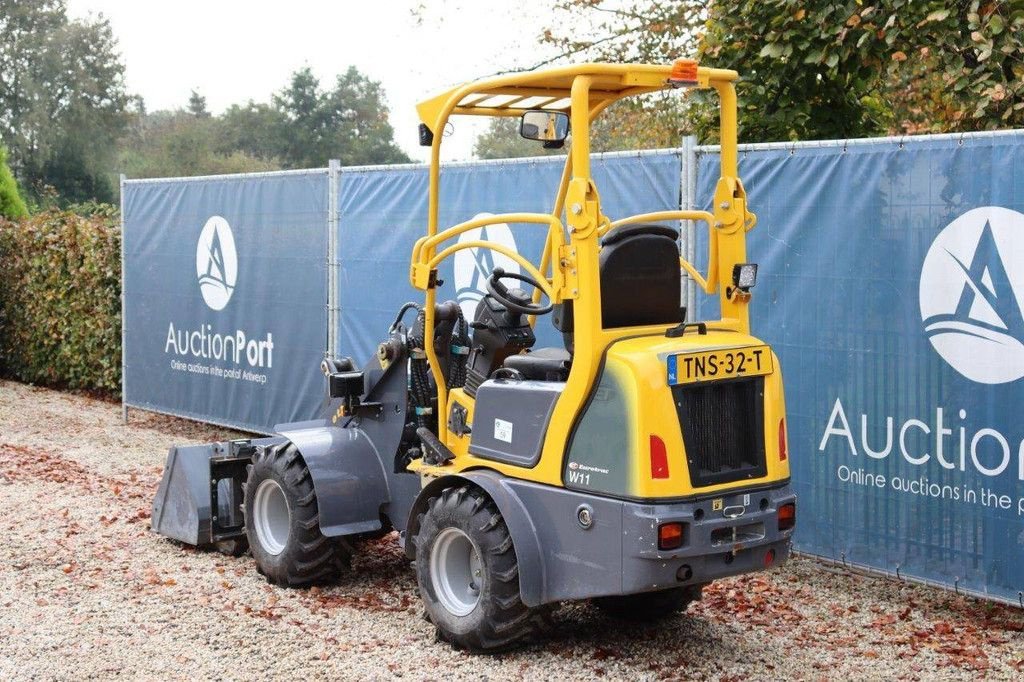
[593,584,703,621]
[415,485,545,652]
[242,443,350,586]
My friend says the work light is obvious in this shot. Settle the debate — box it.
[732,263,758,291]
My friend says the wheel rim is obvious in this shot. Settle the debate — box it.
[252,478,290,556]
[430,527,483,617]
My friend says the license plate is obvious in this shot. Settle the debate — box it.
[667,345,773,385]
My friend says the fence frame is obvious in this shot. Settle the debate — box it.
[119,130,1023,606]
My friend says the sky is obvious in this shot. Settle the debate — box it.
[65,0,558,162]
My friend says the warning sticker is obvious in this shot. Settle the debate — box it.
[494,418,513,443]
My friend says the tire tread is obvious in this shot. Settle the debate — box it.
[242,443,351,588]
[415,485,547,652]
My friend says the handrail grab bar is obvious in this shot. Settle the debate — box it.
[412,212,564,266]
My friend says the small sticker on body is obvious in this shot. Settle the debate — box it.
[494,418,513,443]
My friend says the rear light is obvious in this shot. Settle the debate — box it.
[658,522,685,550]
[778,502,796,532]
[778,418,788,461]
[764,548,776,567]
[650,434,669,479]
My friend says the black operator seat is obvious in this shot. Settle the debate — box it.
[551,223,682,352]
[505,223,682,381]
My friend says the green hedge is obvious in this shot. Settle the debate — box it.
[0,146,28,220]
[0,206,121,394]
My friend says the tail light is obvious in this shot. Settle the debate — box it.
[778,502,796,531]
[650,434,669,479]
[658,522,685,550]
[778,418,788,461]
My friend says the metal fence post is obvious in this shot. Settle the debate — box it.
[327,160,340,360]
[120,173,128,424]
[680,135,698,318]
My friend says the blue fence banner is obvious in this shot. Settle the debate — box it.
[122,170,329,432]
[122,132,1022,604]
[695,132,1024,604]
[335,151,683,362]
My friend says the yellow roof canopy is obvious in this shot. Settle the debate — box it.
[416,62,738,134]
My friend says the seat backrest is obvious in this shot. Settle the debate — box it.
[598,223,682,328]
[553,223,682,344]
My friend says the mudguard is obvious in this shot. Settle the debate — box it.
[275,342,418,538]
[405,471,547,608]
[276,421,390,537]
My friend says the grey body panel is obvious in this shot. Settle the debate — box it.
[468,379,564,467]
[427,471,795,607]
[151,437,283,545]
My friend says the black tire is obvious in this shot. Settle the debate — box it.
[594,584,703,621]
[415,485,545,652]
[242,443,350,587]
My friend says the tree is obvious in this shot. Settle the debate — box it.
[539,1,703,67]
[216,101,287,163]
[271,67,327,168]
[700,1,1024,141]
[541,1,1024,144]
[535,0,705,150]
[474,117,565,159]
[0,146,28,219]
[117,65,411,179]
[271,66,411,167]
[187,90,210,118]
[0,0,130,203]
[117,109,280,179]
[214,67,410,168]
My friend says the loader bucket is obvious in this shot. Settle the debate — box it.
[151,438,283,546]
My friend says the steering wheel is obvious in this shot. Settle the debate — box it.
[486,267,553,316]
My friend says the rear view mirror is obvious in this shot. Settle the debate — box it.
[520,110,569,142]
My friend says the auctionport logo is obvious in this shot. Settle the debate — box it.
[453,212,520,319]
[196,216,237,311]
[920,206,1024,384]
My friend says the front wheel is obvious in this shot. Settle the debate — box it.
[242,443,350,587]
[415,485,546,652]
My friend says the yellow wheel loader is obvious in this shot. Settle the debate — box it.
[152,60,796,652]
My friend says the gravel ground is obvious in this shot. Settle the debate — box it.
[1,379,1022,681]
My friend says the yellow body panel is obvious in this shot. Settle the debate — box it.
[415,330,790,499]
[407,62,789,502]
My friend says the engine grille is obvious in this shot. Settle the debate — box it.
[672,377,767,488]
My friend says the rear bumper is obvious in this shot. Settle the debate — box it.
[618,483,796,594]
[482,475,795,606]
